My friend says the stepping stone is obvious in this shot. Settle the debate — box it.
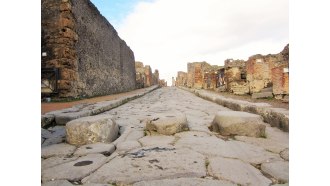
[74,143,116,156]
[42,143,77,158]
[42,154,108,182]
[208,156,272,185]
[212,111,266,137]
[261,160,289,183]
[66,115,119,146]
[145,113,189,135]
[83,146,206,184]
[133,177,236,186]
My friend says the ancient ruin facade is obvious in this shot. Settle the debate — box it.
[41,0,136,98]
[186,62,214,89]
[176,44,289,99]
[135,61,159,88]
[153,70,159,85]
[176,71,187,87]
[159,79,167,87]
[246,44,289,98]
[202,65,221,90]
[224,59,249,95]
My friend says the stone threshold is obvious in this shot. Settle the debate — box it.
[179,87,289,132]
[41,85,160,128]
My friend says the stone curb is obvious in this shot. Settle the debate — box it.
[41,85,160,127]
[179,87,289,132]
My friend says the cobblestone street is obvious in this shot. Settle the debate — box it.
[41,87,289,186]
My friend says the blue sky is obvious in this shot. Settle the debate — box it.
[90,0,153,29]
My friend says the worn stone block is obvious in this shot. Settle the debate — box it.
[145,113,189,135]
[212,111,266,137]
[66,115,119,146]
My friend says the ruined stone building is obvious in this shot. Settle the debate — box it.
[176,71,187,87]
[182,62,221,90]
[223,59,249,95]
[135,61,159,88]
[41,0,136,98]
[159,79,167,87]
[176,44,289,100]
[202,64,222,90]
[187,62,213,89]
[152,70,159,85]
[246,44,289,99]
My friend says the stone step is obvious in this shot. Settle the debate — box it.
[252,92,273,99]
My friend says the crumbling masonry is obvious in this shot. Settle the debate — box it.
[176,44,289,100]
[42,0,136,98]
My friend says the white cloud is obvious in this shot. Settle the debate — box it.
[118,0,288,85]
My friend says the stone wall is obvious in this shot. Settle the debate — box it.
[135,62,158,88]
[153,70,159,85]
[176,71,187,87]
[271,44,289,98]
[42,0,136,98]
[186,62,213,89]
[159,79,167,87]
[224,59,248,94]
[187,63,194,88]
[246,44,289,95]
[41,0,79,97]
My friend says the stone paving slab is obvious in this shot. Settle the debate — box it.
[234,123,289,154]
[83,146,206,184]
[42,154,108,182]
[74,143,116,157]
[208,156,272,185]
[116,140,141,152]
[42,156,79,170]
[261,160,289,183]
[133,177,237,186]
[138,135,176,147]
[42,180,74,186]
[42,143,77,158]
[226,140,282,165]
[174,131,237,158]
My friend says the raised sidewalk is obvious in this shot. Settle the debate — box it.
[179,87,289,132]
[41,85,160,128]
